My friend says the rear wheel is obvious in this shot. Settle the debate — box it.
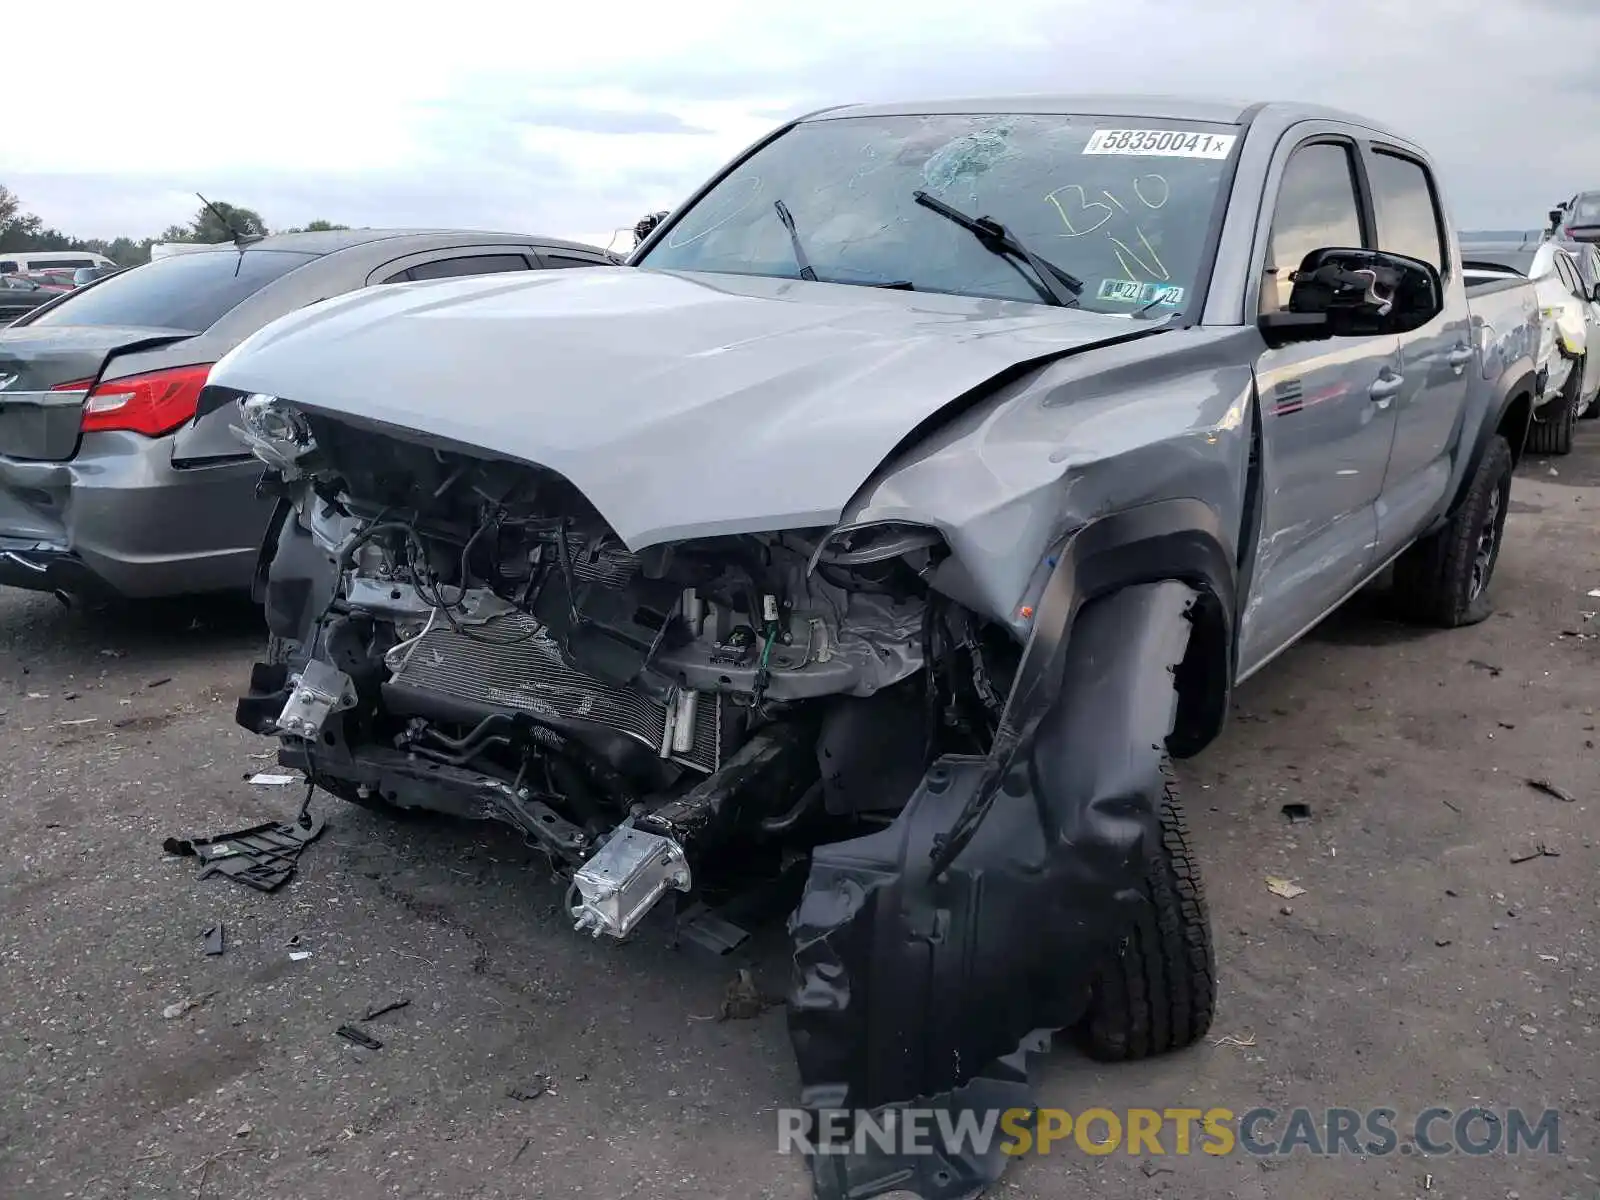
[1079,768,1216,1061]
[1392,434,1513,627]
[1527,366,1579,454]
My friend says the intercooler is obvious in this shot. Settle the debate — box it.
[389,611,722,773]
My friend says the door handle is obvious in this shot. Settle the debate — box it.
[1368,372,1404,406]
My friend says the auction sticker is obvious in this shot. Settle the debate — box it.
[1097,278,1186,306]
[1083,129,1238,159]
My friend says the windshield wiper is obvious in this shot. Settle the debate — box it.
[912,190,1083,306]
[773,200,818,282]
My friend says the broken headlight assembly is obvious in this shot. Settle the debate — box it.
[231,393,317,472]
[809,520,945,569]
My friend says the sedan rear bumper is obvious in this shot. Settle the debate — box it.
[0,431,274,598]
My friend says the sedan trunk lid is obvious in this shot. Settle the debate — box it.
[0,325,193,461]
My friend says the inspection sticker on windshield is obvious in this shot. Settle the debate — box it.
[1083,129,1237,159]
[1098,279,1185,306]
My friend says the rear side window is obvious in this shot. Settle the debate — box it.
[399,254,532,282]
[1368,151,1447,272]
[27,250,317,331]
[540,252,608,269]
[1574,194,1600,222]
[0,261,17,273]
[1261,142,1364,315]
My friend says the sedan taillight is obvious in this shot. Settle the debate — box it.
[54,364,216,437]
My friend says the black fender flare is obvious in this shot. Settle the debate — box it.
[1445,361,1537,525]
[1005,498,1238,761]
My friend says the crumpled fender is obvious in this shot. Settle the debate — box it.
[787,576,1198,1200]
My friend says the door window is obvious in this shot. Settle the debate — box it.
[1368,151,1446,272]
[1260,142,1365,315]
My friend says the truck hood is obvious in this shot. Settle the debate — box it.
[209,267,1159,548]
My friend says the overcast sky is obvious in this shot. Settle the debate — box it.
[7,0,1595,248]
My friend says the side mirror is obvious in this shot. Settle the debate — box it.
[1550,207,1566,228]
[1259,247,1443,345]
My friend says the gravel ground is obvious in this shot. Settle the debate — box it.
[1,432,1597,1200]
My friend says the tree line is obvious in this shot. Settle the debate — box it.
[0,184,347,267]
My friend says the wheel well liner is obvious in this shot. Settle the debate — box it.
[1011,499,1238,762]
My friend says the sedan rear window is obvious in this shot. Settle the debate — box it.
[27,249,318,331]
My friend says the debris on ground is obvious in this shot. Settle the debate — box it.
[1280,802,1311,822]
[289,951,311,962]
[160,991,217,1020]
[1265,877,1306,899]
[1588,589,1600,599]
[146,677,172,689]
[1441,797,1463,814]
[1467,659,1503,676]
[507,1076,549,1102]
[1435,938,1453,947]
[162,813,326,893]
[246,773,299,786]
[1211,1031,1257,1048]
[1510,844,1560,864]
[334,1024,382,1050]
[1525,777,1578,803]
[717,968,783,1022]
[59,717,98,727]
[362,997,412,1022]
[234,1123,253,1138]
[202,924,225,957]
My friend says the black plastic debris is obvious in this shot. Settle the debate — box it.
[335,1024,382,1049]
[363,997,412,1022]
[163,813,326,893]
[507,1076,548,1101]
[1466,659,1502,677]
[1281,802,1311,822]
[1525,778,1577,804]
[202,924,225,956]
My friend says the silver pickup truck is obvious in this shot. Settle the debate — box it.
[200,96,1540,1199]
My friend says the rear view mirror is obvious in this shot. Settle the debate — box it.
[1259,247,1443,345]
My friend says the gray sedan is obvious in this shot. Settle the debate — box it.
[0,229,617,599]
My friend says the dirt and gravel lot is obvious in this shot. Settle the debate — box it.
[1,432,1597,1200]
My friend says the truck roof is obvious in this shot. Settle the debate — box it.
[806,95,1405,140]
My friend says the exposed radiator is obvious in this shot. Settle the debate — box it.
[390,611,720,773]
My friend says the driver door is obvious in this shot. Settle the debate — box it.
[1237,135,1401,679]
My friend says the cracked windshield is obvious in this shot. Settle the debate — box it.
[639,113,1239,316]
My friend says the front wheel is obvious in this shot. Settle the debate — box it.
[1079,768,1216,1061]
[1391,434,1513,628]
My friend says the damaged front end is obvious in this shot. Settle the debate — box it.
[230,392,1207,1199]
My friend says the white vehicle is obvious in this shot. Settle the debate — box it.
[0,250,114,275]
[1464,239,1598,454]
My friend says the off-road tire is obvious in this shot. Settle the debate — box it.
[1391,434,1513,628]
[1079,769,1216,1061]
[1527,367,1579,454]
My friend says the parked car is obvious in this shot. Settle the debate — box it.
[1553,190,1600,243]
[1462,238,1598,448]
[0,274,64,324]
[0,250,114,275]
[0,230,618,599]
[207,96,1540,1197]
